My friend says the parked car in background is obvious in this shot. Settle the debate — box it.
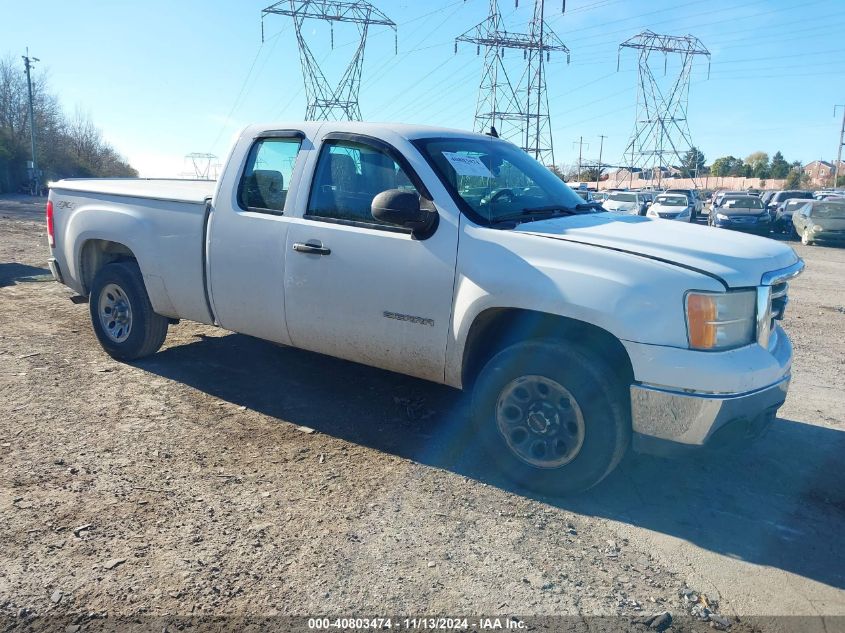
[713,190,749,209]
[792,199,845,245]
[603,191,649,215]
[774,199,814,234]
[646,193,694,222]
[709,194,771,235]
[574,189,595,203]
[759,191,776,207]
[766,190,813,215]
[813,190,845,201]
[594,191,609,203]
[663,189,703,219]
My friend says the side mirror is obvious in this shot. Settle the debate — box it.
[371,189,438,237]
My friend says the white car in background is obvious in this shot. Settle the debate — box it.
[647,193,694,222]
[603,191,649,215]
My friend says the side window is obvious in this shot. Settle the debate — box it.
[306,140,418,228]
[238,137,301,213]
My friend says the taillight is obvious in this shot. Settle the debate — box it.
[46,199,55,248]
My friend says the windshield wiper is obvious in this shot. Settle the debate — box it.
[489,202,605,227]
[489,207,576,226]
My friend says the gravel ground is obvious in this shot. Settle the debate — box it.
[0,195,843,632]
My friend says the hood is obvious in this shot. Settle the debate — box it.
[716,207,767,216]
[651,203,689,215]
[515,212,799,288]
[603,200,637,213]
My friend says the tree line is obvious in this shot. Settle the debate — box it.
[0,55,136,194]
[556,146,814,189]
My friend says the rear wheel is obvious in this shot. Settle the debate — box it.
[89,261,168,360]
[470,340,630,495]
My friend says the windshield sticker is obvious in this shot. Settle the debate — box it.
[442,152,493,178]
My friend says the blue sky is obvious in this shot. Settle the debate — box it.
[2,0,844,177]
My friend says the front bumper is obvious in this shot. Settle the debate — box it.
[713,215,771,233]
[630,375,789,455]
[808,228,845,242]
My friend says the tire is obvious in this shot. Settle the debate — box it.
[89,261,168,360]
[470,339,630,495]
[801,228,814,246]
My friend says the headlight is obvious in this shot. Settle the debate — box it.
[813,225,823,232]
[716,213,729,220]
[685,290,756,350]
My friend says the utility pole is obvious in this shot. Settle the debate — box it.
[573,137,588,181]
[834,105,845,189]
[22,49,39,195]
[596,134,606,191]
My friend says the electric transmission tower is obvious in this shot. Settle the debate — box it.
[185,153,219,180]
[455,0,569,165]
[262,0,396,121]
[617,30,710,188]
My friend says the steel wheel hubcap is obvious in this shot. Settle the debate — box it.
[98,283,133,343]
[495,375,586,469]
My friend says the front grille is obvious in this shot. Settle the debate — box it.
[770,281,789,331]
[758,261,804,347]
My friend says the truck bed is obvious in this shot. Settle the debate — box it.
[50,178,216,204]
[48,178,216,326]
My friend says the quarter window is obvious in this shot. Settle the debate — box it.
[238,137,302,213]
[307,140,418,228]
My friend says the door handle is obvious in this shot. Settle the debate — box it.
[293,241,331,256]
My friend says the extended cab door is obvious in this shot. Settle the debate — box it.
[206,130,309,344]
[283,133,458,383]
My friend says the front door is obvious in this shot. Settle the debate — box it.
[283,136,458,383]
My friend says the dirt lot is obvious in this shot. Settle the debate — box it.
[1,194,843,632]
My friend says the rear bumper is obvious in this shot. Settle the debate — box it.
[47,257,64,284]
[630,375,789,455]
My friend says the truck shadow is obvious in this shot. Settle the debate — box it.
[138,331,845,591]
[0,262,51,287]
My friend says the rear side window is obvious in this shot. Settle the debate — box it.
[306,140,418,228]
[238,137,302,214]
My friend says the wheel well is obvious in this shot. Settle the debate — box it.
[461,308,634,389]
[79,239,136,294]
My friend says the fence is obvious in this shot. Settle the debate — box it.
[599,176,787,191]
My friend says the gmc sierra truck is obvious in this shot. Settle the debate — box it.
[45,122,803,493]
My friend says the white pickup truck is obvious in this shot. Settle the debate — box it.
[46,122,803,493]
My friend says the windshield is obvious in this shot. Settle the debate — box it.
[414,137,587,224]
[722,197,764,209]
[607,193,637,202]
[785,200,808,211]
[655,195,687,206]
[811,201,845,219]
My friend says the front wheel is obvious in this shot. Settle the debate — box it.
[470,340,630,495]
[89,261,168,360]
